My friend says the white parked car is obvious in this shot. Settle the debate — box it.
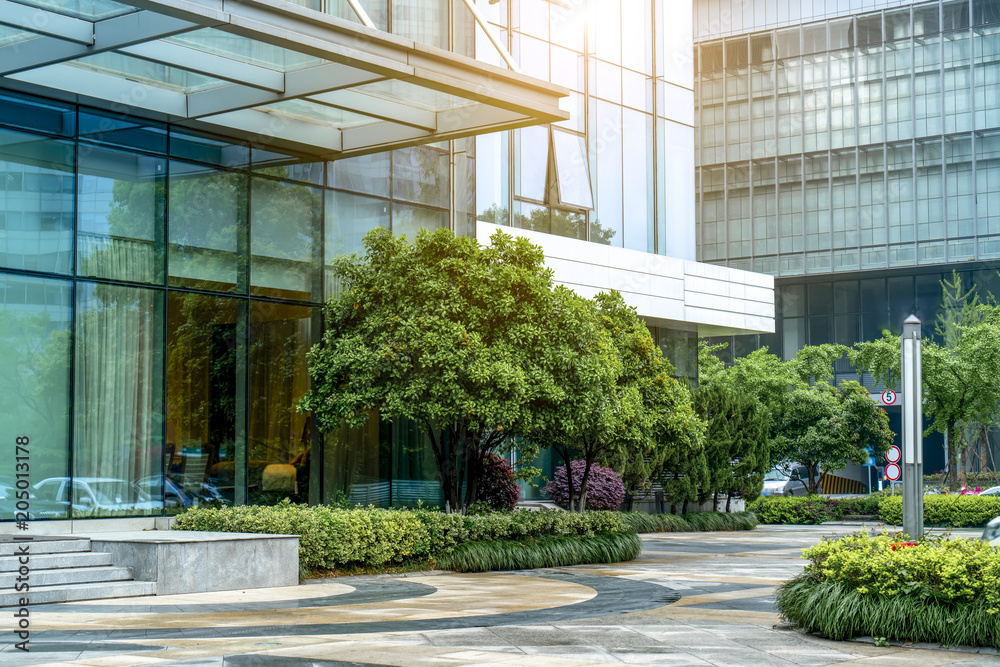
[761,466,811,497]
[32,477,161,515]
[983,516,1000,545]
[979,486,1000,496]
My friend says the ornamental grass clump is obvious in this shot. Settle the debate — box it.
[776,531,1000,648]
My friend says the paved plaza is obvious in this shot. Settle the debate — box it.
[2,525,998,666]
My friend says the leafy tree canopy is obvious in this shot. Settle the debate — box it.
[300,227,567,511]
[852,305,1000,491]
[771,380,892,493]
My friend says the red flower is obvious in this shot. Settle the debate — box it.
[890,542,918,551]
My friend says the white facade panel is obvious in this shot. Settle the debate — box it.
[478,221,775,335]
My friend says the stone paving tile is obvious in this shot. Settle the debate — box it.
[4,525,999,666]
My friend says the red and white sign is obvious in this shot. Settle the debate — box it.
[881,390,897,405]
[886,445,901,464]
[885,462,902,481]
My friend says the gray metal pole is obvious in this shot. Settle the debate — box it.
[901,315,924,539]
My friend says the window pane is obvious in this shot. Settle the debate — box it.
[324,191,389,298]
[250,177,322,301]
[328,152,390,197]
[77,146,165,283]
[594,100,624,246]
[0,129,75,274]
[514,125,548,202]
[0,273,72,520]
[391,0,447,48]
[392,145,449,209]
[168,162,245,292]
[249,302,314,505]
[552,129,593,209]
[74,282,164,517]
[324,411,390,506]
[392,203,448,239]
[166,292,240,507]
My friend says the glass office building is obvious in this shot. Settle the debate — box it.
[694,0,1000,470]
[0,0,773,521]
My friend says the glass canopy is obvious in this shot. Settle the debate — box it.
[0,0,568,158]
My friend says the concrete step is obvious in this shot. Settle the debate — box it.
[0,538,91,556]
[0,551,112,572]
[0,565,133,588]
[0,580,156,607]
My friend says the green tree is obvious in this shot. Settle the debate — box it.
[770,380,891,494]
[853,309,1000,491]
[300,227,571,511]
[694,380,770,510]
[519,291,704,511]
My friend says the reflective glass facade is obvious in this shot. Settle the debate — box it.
[0,90,469,518]
[695,0,1000,470]
[475,0,697,260]
[696,0,1000,275]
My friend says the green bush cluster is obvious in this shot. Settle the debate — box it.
[172,502,629,571]
[878,494,1000,527]
[748,493,1000,528]
[620,511,758,533]
[776,532,1000,648]
[747,495,880,524]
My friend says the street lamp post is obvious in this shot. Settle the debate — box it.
[901,314,924,539]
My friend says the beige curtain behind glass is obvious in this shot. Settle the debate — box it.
[75,284,160,489]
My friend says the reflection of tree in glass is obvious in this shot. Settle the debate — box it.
[0,308,72,489]
[477,204,616,245]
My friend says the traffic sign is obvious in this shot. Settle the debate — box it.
[881,389,897,405]
[885,462,902,481]
[886,445,901,464]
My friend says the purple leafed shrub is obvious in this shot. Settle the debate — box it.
[476,453,520,511]
[544,460,625,511]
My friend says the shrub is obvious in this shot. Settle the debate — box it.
[878,494,1000,527]
[439,532,642,572]
[776,531,1000,648]
[620,511,758,533]
[173,501,630,572]
[747,495,842,524]
[476,453,520,511]
[544,460,625,511]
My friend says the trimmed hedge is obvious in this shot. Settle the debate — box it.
[620,511,758,533]
[748,495,881,524]
[439,532,642,572]
[174,502,762,574]
[172,501,629,571]
[878,494,1000,528]
[777,532,1000,648]
[748,493,1000,528]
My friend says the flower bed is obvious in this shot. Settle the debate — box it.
[776,532,1000,648]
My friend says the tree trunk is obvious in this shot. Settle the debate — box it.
[682,499,689,514]
[807,465,818,495]
[948,422,961,492]
[713,490,719,512]
[576,458,593,513]
[725,494,732,513]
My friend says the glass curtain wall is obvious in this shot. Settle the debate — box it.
[475,0,690,258]
[0,88,469,520]
[695,0,1000,277]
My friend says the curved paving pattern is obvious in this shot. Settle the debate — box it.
[3,526,998,667]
